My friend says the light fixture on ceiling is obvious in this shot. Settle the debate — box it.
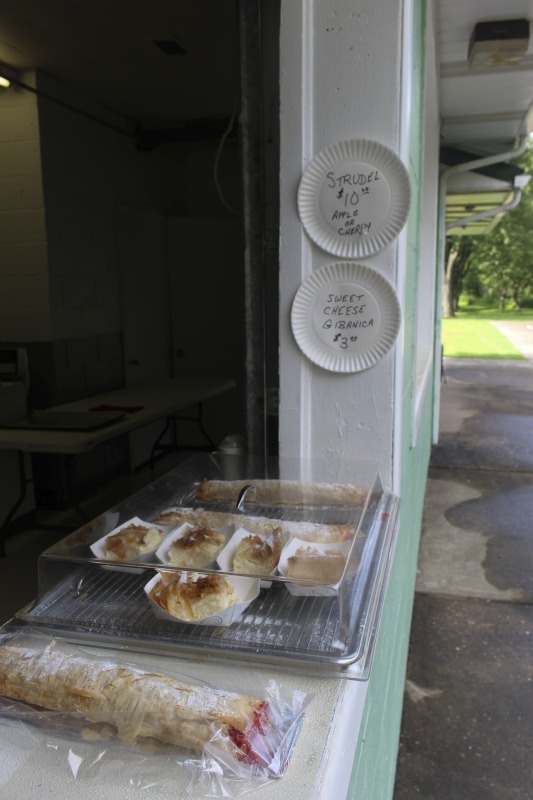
[468,19,530,68]
[0,62,16,88]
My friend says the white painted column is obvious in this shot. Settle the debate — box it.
[279,0,407,489]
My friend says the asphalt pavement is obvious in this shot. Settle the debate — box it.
[393,329,533,800]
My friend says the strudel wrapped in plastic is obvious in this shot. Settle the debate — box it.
[0,631,309,782]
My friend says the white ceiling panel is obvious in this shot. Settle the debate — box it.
[438,0,533,150]
[0,0,240,125]
[0,1,531,146]
[438,1,533,231]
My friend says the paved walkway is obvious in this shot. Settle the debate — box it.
[393,357,533,799]
[491,319,533,360]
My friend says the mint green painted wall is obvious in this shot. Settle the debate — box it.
[348,1,436,797]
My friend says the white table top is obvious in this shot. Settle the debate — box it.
[0,378,236,455]
[0,645,368,800]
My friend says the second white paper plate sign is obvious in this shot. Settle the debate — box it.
[291,262,401,373]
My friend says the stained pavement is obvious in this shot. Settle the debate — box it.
[393,356,533,799]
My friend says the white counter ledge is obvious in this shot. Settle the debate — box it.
[0,651,369,800]
[0,457,391,798]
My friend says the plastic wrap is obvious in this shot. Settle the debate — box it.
[0,628,311,797]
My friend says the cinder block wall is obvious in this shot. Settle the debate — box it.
[37,71,126,405]
[0,71,183,407]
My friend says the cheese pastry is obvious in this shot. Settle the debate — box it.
[152,572,237,621]
[103,524,163,560]
[166,526,225,567]
[286,546,346,583]
[232,528,284,575]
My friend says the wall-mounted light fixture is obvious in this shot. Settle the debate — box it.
[0,63,16,88]
[468,19,530,67]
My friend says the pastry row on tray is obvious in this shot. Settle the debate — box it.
[195,477,369,507]
[87,510,358,623]
[140,527,354,625]
[84,477,369,624]
[90,512,356,583]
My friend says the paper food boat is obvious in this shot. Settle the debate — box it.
[277,537,353,596]
[217,526,286,587]
[90,516,165,572]
[155,522,228,569]
[144,570,260,626]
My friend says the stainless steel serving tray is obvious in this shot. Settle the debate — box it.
[16,454,399,680]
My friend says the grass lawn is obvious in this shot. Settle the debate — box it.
[441,301,532,359]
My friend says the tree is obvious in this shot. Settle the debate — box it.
[445,141,533,313]
[443,235,477,317]
[474,157,533,310]
[475,225,533,309]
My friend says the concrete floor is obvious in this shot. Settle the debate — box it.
[394,357,533,800]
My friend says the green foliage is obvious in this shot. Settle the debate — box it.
[446,140,533,312]
[454,297,533,319]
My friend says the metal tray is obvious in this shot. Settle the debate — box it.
[18,501,397,680]
[16,454,399,680]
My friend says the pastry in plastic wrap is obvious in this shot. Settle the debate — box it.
[166,526,225,567]
[0,644,270,762]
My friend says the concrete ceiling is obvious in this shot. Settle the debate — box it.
[0,0,241,127]
[438,0,533,151]
[1,0,533,233]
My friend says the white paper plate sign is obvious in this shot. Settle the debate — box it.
[318,163,391,241]
[315,282,381,351]
[291,262,401,373]
[298,139,411,258]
